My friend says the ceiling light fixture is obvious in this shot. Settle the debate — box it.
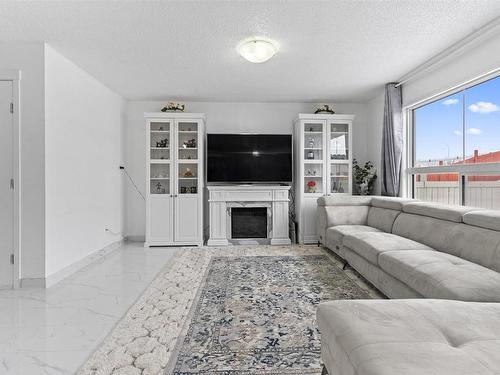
[237,38,278,63]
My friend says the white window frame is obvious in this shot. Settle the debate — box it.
[404,68,500,204]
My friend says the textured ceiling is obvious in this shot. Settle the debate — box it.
[1,1,500,102]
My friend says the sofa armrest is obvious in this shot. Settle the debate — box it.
[317,196,372,245]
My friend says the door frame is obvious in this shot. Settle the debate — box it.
[0,70,21,288]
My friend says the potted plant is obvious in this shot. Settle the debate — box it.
[353,159,377,195]
[307,180,317,193]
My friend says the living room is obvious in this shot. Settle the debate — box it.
[1,1,500,374]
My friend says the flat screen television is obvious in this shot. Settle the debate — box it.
[207,134,292,184]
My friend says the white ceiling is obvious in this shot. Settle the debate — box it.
[1,1,500,102]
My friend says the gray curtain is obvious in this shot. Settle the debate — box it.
[381,83,403,196]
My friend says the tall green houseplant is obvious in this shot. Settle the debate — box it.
[353,159,377,195]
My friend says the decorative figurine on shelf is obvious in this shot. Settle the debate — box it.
[156,182,165,194]
[309,127,314,132]
[307,180,317,193]
[184,168,194,177]
[161,102,185,112]
[181,187,187,194]
[314,104,335,114]
[308,137,315,148]
[183,138,197,148]
[307,150,315,159]
[190,186,197,194]
[332,181,338,193]
[159,126,164,131]
[156,138,169,148]
[338,181,345,193]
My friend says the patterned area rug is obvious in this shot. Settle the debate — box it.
[169,255,371,374]
[78,246,378,375]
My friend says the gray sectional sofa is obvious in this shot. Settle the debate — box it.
[316,196,500,375]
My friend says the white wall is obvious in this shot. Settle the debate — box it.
[0,42,46,281]
[44,45,124,278]
[124,101,369,238]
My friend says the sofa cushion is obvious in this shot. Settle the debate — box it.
[393,213,500,273]
[326,225,380,253]
[343,232,433,266]
[464,210,500,231]
[367,207,401,232]
[371,196,415,211]
[317,299,500,375]
[323,205,371,228]
[343,248,422,299]
[379,250,500,302]
[403,201,477,222]
[317,195,372,206]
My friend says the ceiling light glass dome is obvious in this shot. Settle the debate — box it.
[237,38,278,63]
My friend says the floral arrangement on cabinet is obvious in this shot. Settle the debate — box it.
[353,159,377,195]
[307,180,317,193]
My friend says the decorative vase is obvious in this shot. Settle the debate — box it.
[308,186,316,193]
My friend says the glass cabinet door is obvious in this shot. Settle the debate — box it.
[303,121,325,195]
[177,121,199,161]
[150,163,171,195]
[328,122,350,194]
[178,162,198,195]
[329,123,349,161]
[149,121,171,161]
[176,120,200,195]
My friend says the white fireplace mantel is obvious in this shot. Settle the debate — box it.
[207,185,292,246]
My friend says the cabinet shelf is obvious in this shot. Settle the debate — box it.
[151,130,170,133]
[149,160,170,164]
[178,131,198,133]
[151,177,170,180]
[150,147,170,150]
[305,175,322,178]
[304,159,323,163]
[329,160,350,164]
[178,177,197,180]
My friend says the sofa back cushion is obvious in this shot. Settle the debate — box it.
[371,196,415,211]
[402,201,477,222]
[464,210,500,231]
[393,213,500,272]
[324,205,370,227]
[367,207,401,233]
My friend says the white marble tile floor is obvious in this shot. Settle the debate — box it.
[0,242,180,375]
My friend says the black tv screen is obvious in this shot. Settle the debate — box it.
[207,134,292,183]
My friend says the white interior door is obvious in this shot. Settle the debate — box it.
[0,81,13,289]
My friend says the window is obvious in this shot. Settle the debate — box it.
[410,75,500,208]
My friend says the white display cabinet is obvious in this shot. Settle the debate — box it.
[294,114,354,244]
[145,112,205,246]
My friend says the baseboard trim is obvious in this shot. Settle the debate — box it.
[21,238,125,289]
[20,278,46,288]
[126,235,145,243]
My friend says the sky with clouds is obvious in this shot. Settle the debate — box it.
[415,75,500,163]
